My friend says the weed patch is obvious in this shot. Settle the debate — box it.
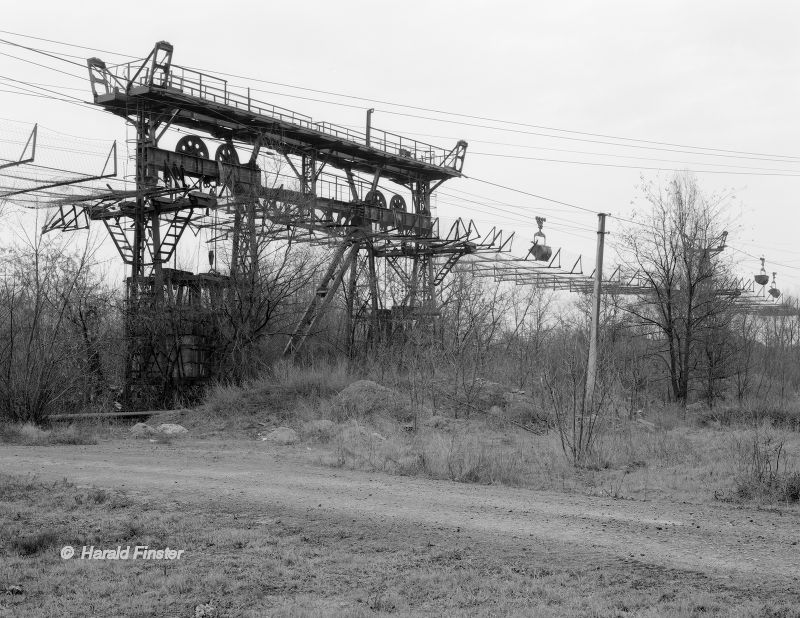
[0,422,98,445]
[731,426,800,503]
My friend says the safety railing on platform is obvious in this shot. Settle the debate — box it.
[102,62,457,169]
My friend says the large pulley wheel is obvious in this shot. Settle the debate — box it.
[176,135,209,159]
[365,189,386,209]
[390,194,407,211]
[215,143,239,165]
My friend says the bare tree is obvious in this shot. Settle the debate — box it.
[0,230,114,422]
[618,173,735,405]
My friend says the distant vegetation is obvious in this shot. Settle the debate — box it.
[2,173,800,501]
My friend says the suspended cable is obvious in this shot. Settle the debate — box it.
[469,151,800,177]
[0,37,87,69]
[463,176,598,215]
[0,50,86,81]
[0,29,138,60]
[2,30,800,163]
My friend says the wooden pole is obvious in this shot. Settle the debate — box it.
[584,212,607,415]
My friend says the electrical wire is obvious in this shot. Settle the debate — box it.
[2,30,800,164]
[0,37,87,70]
[0,29,138,60]
[0,74,89,104]
[0,32,794,285]
[469,151,800,177]
[0,86,91,111]
[0,50,87,81]
[464,176,599,215]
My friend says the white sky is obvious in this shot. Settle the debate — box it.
[1,0,799,294]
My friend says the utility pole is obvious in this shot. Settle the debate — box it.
[584,212,607,415]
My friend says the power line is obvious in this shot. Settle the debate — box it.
[469,151,800,177]
[0,86,91,111]
[0,50,86,81]
[464,176,599,215]
[389,128,800,168]
[1,32,793,281]
[0,74,89,104]
[729,246,800,272]
[0,37,87,70]
[470,146,800,173]
[0,29,138,60]
[3,30,800,163]
[437,189,596,231]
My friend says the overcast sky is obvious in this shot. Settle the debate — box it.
[1,0,799,293]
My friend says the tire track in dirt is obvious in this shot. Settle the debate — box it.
[3,440,800,584]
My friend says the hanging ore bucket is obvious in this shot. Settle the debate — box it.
[529,216,552,262]
[755,257,769,286]
[768,272,781,299]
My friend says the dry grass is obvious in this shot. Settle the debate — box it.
[0,422,100,446]
[192,361,355,438]
[323,407,800,505]
[1,472,794,617]
[191,363,800,506]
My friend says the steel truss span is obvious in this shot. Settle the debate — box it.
[36,41,514,399]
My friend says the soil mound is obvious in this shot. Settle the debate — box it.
[331,380,414,422]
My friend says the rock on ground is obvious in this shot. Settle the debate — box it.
[156,423,188,435]
[129,422,155,437]
[331,380,415,421]
[263,427,298,445]
[302,419,336,440]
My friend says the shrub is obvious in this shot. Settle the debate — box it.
[732,427,800,503]
[11,530,59,556]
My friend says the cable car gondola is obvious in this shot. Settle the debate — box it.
[528,216,552,262]
[768,272,781,299]
[755,257,769,286]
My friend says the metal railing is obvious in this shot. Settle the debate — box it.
[102,61,457,169]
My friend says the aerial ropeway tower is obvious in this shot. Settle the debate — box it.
[40,41,511,400]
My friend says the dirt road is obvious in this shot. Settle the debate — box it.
[4,438,800,590]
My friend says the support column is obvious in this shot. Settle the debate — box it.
[368,246,380,345]
[345,247,358,354]
[123,105,150,405]
[584,212,607,415]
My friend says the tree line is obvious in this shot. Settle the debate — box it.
[1,173,797,428]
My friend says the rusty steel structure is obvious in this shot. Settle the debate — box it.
[37,41,514,398]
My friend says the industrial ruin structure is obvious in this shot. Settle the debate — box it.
[38,42,515,401]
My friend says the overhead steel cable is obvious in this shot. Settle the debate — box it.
[463,176,599,215]
[469,149,800,173]
[468,151,800,177]
[0,74,89,104]
[0,29,138,59]
[728,246,800,272]
[0,50,87,81]
[3,33,792,283]
[436,190,596,231]
[0,37,87,70]
[0,86,93,111]
[2,30,800,163]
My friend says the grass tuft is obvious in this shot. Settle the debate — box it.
[10,530,59,556]
[0,422,98,445]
